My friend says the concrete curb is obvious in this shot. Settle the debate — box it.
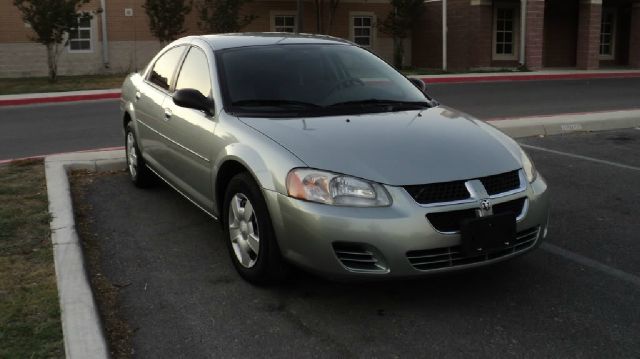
[488,109,640,138]
[0,89,120,107]
[45,149,126,359]
[414,70,640,84]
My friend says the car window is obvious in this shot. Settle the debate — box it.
[218,44,427,114]
[148,46,186,91]
[175,47,212,98]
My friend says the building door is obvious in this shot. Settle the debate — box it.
[543,0,579,67]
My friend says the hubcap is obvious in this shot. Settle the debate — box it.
[126,132,138,178]
[228,193,260,268]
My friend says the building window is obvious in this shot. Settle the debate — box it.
[273,15,296,33]
[69,15,92,52]
[599,9,616,59]
[493,5,518,60]
[352,16,373,47]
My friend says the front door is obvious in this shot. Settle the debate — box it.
[162,46,217,211]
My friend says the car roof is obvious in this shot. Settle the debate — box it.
[194,32,353,50]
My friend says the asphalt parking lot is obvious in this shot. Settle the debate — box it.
[76,128,640,358]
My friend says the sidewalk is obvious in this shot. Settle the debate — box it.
[414,68,640,84]
[1,69,639,107]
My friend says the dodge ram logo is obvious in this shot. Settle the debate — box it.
[480,199,492,211]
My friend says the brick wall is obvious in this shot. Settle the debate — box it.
[629,1,640,67]
[446,0,471,70]
[468,2,494,68]
[0,0,400,77]
[411,1,442,69]
[525,0,545,70]
[576,0,601,69]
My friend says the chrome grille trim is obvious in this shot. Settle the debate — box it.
[413,169,527,208]
[407,227,540,271]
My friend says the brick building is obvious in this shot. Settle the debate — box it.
[413,0,640,70]
[0,0,638,78]
[0,0,407,77]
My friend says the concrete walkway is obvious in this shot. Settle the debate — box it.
[415,69,640,83]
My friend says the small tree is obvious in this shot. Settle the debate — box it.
[380,0,425,69]
[13,0,92,81]
[197,0,256,33]
[143,0,192,43]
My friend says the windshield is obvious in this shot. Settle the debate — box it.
[217,44,430,116]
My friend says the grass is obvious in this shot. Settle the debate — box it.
[0,73,127,95]
[0,159,64,358]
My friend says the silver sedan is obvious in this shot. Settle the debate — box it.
[120,33,550,284]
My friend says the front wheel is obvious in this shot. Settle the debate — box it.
[223,172,288,284]
[125,122,154,187]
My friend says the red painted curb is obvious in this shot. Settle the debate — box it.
[420,72,640,84]
[0,92,121,107]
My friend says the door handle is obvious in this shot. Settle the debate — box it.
[163,108,172,120]
[135,91,141,100]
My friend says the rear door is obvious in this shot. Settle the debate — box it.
[162,46,218,210]
[135,45,187,173]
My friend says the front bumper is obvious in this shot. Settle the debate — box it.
[264,176,550,280]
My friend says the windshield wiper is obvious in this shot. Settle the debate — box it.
[231,99,321,109]
[327,99,432,108]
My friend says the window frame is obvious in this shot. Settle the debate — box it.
[68,14,93,53]
[492,3,520,61]
[270,11,297,33]
[174,45,214,100]
[350,12,376,49]
[144,45,189,94]
[599,8,617,60]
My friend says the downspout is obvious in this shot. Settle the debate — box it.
[442,0,447,71]
[100,0,109,68]
[520,0,527,66]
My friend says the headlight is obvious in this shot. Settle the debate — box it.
[286,168,392,207]
[520,148,537,183]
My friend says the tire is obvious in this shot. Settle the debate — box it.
[125,122,154,187]
[223,172,288,284]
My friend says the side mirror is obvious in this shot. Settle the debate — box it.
[173,88,214,116]
[409,78,427,93]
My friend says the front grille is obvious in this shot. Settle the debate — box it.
[404,181,470,205]
[333,243,387,272]
[480,170,521,195]
[426,197,526,233]
[493,198,526,217]
[407,227,540,271]
[426,209,477,233]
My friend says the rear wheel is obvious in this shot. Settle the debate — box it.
[223,172,287,284]
[125,122,154,187]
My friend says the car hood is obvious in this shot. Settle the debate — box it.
[238,107,523,186]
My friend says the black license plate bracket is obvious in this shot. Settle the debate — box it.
[460,213,516,256]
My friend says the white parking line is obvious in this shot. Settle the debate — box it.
[541,243,640,287]
[521,144,640,171]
